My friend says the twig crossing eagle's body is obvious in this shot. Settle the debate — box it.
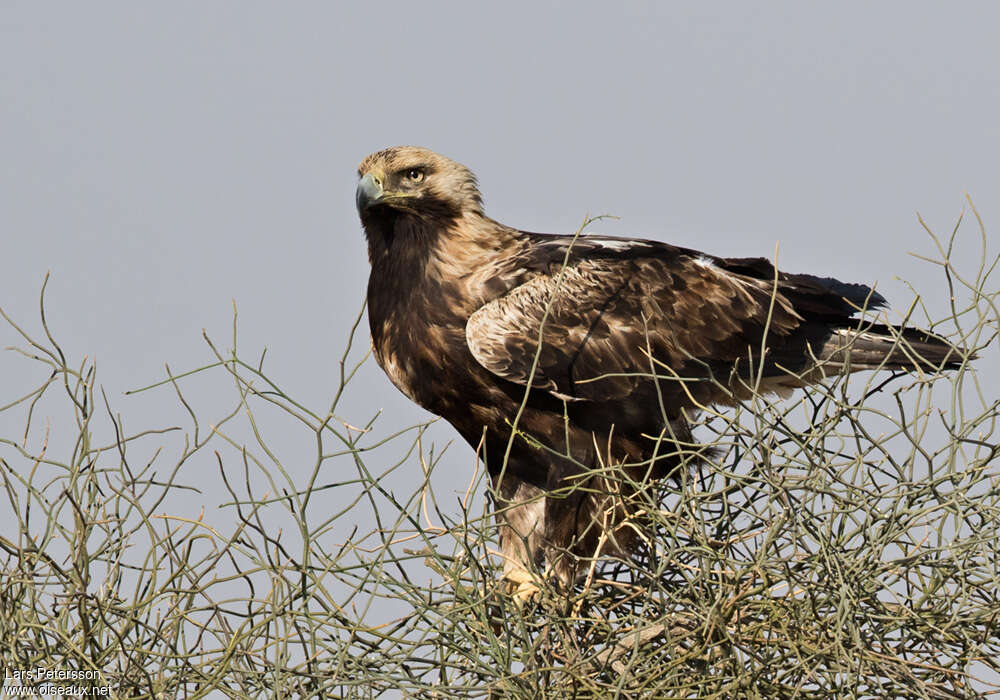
[355,146,965,594]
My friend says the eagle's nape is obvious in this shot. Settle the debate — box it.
[354,145,973,600]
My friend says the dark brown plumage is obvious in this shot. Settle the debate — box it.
[355,146,967,598]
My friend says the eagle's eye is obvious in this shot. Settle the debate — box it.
[404,168,425,184]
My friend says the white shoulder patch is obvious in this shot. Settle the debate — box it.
[693,255,717,269]
[537,235,654,254]
[585,235,655,252]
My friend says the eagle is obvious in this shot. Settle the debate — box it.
[355,146,966,599]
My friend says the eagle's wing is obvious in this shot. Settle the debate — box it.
[466,240,882,405]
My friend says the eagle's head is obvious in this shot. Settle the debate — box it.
[356,147,484,227]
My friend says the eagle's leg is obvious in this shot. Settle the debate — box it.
[543,468,643,593]
[495,478,547,603]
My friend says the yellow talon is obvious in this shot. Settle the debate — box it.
[503,566,546,606]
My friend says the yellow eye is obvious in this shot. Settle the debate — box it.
[405,169,424,183]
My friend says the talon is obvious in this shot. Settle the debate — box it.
[504,566,542,605]
[511,579,540,605]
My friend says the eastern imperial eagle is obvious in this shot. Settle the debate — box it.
[355,146,966,599]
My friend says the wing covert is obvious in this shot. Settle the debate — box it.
[465,254,804,403]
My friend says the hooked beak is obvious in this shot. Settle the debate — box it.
[355,172,383,213]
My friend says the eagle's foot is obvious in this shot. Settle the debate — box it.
[503,566,543,606]
[512,579,541,606]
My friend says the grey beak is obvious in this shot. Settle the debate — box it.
[356,172,383,213]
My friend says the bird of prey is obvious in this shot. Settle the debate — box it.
[355,146,966,599]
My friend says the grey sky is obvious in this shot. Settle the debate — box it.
[1,0,998,668]
[4,4,996,380]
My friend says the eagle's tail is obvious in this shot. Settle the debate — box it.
[818,324,971,373]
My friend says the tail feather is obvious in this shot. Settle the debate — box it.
[819,324,970,372]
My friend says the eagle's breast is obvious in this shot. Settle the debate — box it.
[368,252,493,414]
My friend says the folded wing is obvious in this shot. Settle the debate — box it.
[464,248,851,406]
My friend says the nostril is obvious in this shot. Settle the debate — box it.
[373,176,382,187]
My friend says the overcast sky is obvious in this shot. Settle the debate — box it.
[2,0,998,643]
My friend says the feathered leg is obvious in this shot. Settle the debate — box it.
[494,477,547,604]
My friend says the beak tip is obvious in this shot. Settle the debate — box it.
[356,172,383,213]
